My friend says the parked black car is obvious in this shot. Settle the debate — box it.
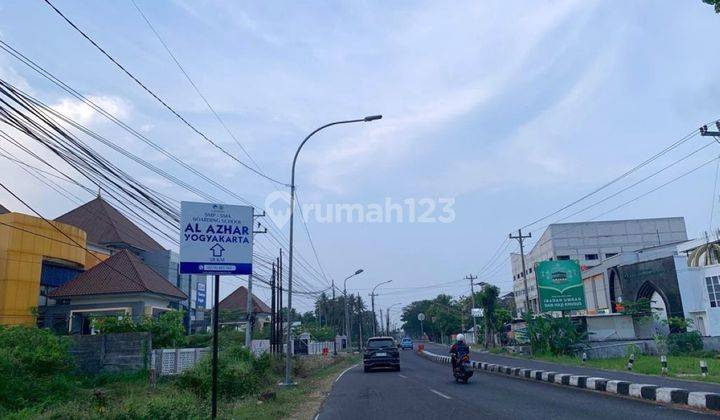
[364,336,400,372]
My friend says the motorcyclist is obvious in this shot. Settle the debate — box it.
[450,333,470,370]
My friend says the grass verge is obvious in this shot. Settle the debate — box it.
[226,354,360,419]
[518,352,720,384]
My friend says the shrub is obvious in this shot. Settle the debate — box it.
[0,326,76,412]
[524,314,587,356]
[177,343,273,400]
[115,389,205,420]
[92,311,186,349]
[668,331,703,355]
[184,333,211,348]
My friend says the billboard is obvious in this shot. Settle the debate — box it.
[179,201,254,275]
[536,259,586,312]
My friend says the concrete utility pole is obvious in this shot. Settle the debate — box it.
[245,274,253,348]
[509,229,532,313]
[370,280,392,336]
[465,274,478,343]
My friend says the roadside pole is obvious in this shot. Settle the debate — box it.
[466,274,478,344]
[211,274,219,418]
[509,229,532,313]
[245,274,253,348]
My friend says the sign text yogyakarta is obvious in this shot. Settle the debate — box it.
[179,201,254,275]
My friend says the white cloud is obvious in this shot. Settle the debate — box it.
[51,95,131,126]
[300,0,591,195]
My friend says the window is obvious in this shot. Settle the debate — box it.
[585,254,599,260]
[557,255,570,260]
[706,276,720,308]
[605,253,617,258]
[528,267,533,273]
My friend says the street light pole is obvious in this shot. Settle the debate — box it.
[285,115,381,385]
[343,269,364,350]
[386,303,402,336]
[370,280,392,336]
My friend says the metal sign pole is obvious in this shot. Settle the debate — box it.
[211,274,220,418]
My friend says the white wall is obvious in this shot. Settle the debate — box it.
[678,260,720,337]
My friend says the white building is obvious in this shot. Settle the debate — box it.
[512,217,688,313]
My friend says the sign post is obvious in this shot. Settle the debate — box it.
[418,313,425,339]
[179,201,254,419]
[535,260,586,313]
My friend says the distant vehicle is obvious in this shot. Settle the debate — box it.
[400,337,413,350]
[364,336,400,372]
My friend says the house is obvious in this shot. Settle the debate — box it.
[46,249,187,334]
[54,197,207,330]
[218,286,272,331]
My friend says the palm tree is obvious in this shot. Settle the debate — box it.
[477,284,500,349]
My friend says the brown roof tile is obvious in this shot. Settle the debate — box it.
[55,197,165,252]
[48,249,187,300]
[219,286,271,314]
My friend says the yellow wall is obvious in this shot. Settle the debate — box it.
[0,212,86,325]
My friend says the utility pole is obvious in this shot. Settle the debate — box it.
[386,308,390,336]
[465,274,478,344]
[509,229,533,313]
[270,262,276,354]
[369,280,392,336]
[278,250,283,356]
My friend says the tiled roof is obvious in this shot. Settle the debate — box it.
[0,203,9,214]
[219,286,271,314]
[55,197,165,252]
[48,249,187,300]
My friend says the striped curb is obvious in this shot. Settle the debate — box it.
[417,349,720,412]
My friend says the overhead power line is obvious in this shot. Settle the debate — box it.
[42,0,287,186]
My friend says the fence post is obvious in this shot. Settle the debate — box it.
[626,353,634,371]
[701,360,708,377]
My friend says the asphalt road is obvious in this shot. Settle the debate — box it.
[318,348,714,420]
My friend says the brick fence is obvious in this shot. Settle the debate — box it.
[68,332,151,374]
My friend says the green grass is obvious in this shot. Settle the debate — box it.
[228,355,360,419]
[2,355,360,419]
[523,352,720,383]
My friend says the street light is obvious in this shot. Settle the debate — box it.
[343,269,365,350]
[284,116,381,386]
[370,280,392,336]
[386,303,403,336]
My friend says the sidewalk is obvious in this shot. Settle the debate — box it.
[424,342,720,394]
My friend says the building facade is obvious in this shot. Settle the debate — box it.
[512,217,688,313]
[0,210,88,325]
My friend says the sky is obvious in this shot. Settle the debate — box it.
[0,1,719,326]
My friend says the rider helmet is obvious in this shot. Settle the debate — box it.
[456,333,465,342]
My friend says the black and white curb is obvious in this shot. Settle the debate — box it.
[417,349,720,412]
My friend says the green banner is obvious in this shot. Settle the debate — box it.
[536,260,586,312]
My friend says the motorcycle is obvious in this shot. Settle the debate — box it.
[451,353,473,384]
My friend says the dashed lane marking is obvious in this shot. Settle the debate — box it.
[335,363,359,383]
[429,388,452,400]
[398,374,408,379]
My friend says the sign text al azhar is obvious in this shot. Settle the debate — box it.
[179,201,254,275]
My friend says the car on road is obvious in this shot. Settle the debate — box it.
[364,336,400,372]
[400,337,413,350]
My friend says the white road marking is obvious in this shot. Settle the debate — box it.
[335,363,359,383]
[429,388,452,400]
[314,415,319,420]
[398,374,408,379]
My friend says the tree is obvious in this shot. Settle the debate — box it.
[477,285,500,348]
[702,0,720,13]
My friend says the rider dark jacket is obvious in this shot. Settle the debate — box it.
[450,341,469,369]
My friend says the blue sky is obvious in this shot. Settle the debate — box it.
[0,1,719,322]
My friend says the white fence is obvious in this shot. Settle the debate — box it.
[151,347,209,376]
[307,341,335,355]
